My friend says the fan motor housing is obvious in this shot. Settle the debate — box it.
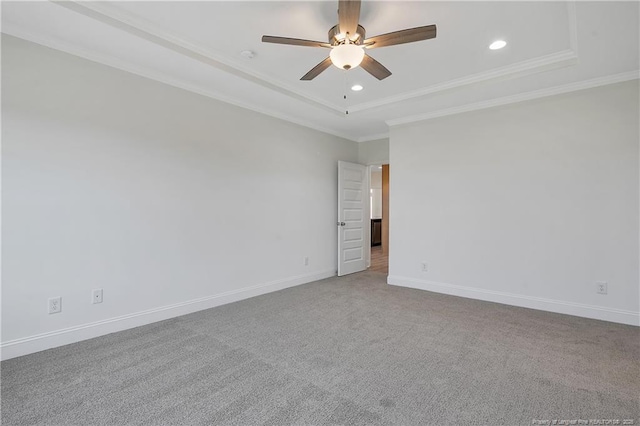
[328,25,366,45]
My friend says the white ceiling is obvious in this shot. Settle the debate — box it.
[2,1,639,142]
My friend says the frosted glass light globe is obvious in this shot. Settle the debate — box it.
[330,43,365,70]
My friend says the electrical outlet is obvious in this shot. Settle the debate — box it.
[304,256,309,266]
[596,282,608,295]
[92,289,103,304]
[421,262,428,272]
[48,297,62,314]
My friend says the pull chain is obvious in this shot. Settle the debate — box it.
[343,70,349,115]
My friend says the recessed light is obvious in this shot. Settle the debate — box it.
[489,40,507,50]
[351,84,363,91]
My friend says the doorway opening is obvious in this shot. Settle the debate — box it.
[369,164,389,274]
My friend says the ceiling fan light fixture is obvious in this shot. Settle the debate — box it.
[261,0,437,80]
[330,43,365,70]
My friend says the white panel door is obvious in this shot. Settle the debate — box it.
[338,161,368,276]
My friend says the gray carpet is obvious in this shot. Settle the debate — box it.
[2,271,639,425]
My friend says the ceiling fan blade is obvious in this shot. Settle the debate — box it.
[338,0,361,38]
[301,57,333,80]
[360,54,392,80]
[262,36,331,48]
[363,25,437,49]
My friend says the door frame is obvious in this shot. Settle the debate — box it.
[367,164,384,269]
[366,163,389,273]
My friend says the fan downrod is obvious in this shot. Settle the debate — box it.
[328,24,366,46]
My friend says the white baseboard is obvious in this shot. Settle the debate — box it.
[387,275,640,326]
[1,269,336,361]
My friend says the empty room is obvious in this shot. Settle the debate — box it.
[1,1,639,425]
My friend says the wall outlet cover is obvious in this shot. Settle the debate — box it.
[92,289,103,304]
[596,281,608,295]
[48,297,62,314]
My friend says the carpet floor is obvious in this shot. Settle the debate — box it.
[2,271,639,425]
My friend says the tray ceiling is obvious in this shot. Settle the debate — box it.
[2,1,639,141]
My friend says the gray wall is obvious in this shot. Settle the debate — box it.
[388,80,640,325]
[358,138,389,165]
[1,36,358,358]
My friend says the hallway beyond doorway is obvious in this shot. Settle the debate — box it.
[370,245,388,274]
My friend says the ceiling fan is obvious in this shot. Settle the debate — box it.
[261,0,437,81]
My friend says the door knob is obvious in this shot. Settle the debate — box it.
[337,222,346,226]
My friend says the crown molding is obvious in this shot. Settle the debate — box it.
[5,0,593,143]
[349,50,578,114]
[2,27,358,143]
[357,132,389,143]
[349,2,579,114]
[51,0,346,116]
[52,0,581,117]
[386,71,640,127]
